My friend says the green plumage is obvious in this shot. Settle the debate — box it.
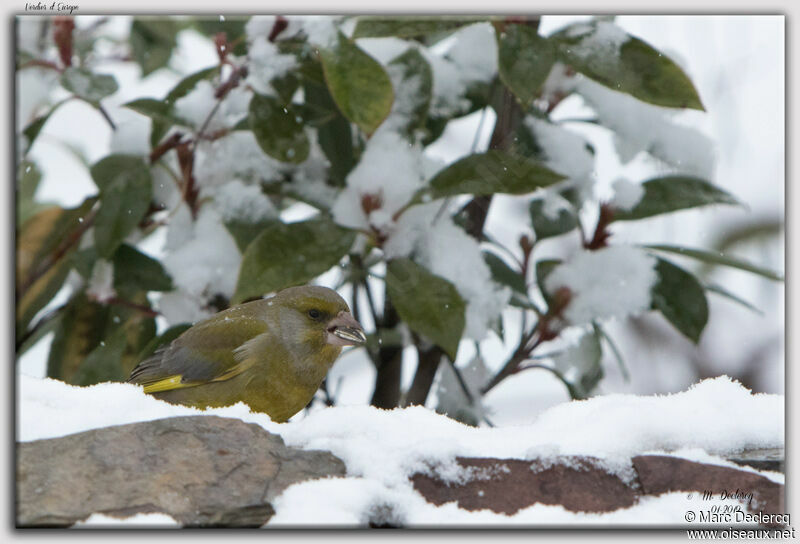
[128,285,364,422]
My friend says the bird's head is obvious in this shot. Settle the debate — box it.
[272,285,367,349]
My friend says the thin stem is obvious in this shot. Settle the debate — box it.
[104,296,160,318]
[362,278,381,328]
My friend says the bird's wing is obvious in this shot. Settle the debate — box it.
[128,313,271,393]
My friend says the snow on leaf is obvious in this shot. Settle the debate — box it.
[246,37,299,96]
[545,246,658,326]
[609,177,644,212]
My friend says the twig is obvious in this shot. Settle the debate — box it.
[104,296,160,318]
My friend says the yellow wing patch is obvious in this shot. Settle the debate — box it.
[140,360,254,394]
[142,375,190,393]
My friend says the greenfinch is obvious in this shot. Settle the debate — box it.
[128,285,366,422]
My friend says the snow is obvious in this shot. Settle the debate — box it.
[161,204,242,300]
[16,67,58,132]
[566,21,630,61]
[245,37,298,96]
[173,80,251,133]
[296,15,342,48]
[108,113,151,156]
[421,22,497,117]
[244,15,278,40]
[537,190,573,222]
[18,374,783,526]
[331,129,428,231]
[525,117,596,203]
[76,512,179,527]
[545,246,658,326]
[610,177,644,211]
[576,77,716,179]
[355,37,411,65]
[210,179,277,223]
[85,259,116,303]
[193,131,286,189]
[383,202,511,340]
[156,290,212,326]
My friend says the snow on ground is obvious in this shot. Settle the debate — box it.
[18,373,783,527]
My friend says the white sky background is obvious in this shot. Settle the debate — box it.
[16,15,785,425]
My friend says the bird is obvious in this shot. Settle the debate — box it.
[128,285,366,422]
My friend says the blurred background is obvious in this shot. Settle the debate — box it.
[16,15,784,426]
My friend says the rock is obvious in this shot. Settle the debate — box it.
[725,448,785,474]
[411,455,785,520]
[411,456,638,515]
[633,455,784,520]
[17,415,346,527]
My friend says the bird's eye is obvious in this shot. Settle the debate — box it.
[308,309,322,320]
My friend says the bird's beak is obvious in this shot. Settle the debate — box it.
[326,311,367,346]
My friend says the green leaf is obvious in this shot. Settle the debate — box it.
[535,259,561,307]
[353,16,484,38]
[46,292,108,382]
[60,67,119,104]
[644,244,783,282]
[16,304,64,357]
[17,198,96,288]
[553,21,704,110]
[165,67,219,105]
[611,176,739,222]
[704,283,763,316]
[319,32,394,135]
[71,327,128,385]
[427,150,565,199]
[224,219,278,252]
[142,66,219,145]
[123,98,175,125]
[385,258,465,360]
[388,48,433,136]
[90,155,153,258]
[130,18,179,77]
[483,251,526,295]
[16,198,97,338]
[249,93,310,163]
[482,250,536,310]
[303,74,356,185]
[47,290,156,384]
[22,99,68,154]
[497,24,556,106]
[650,258,708,343]
[530,197,578,241]
[18,161,52,227]
[233,218,355,303]
[19,160,41,201]
[112,244,173,295]
[16,258,71,344]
